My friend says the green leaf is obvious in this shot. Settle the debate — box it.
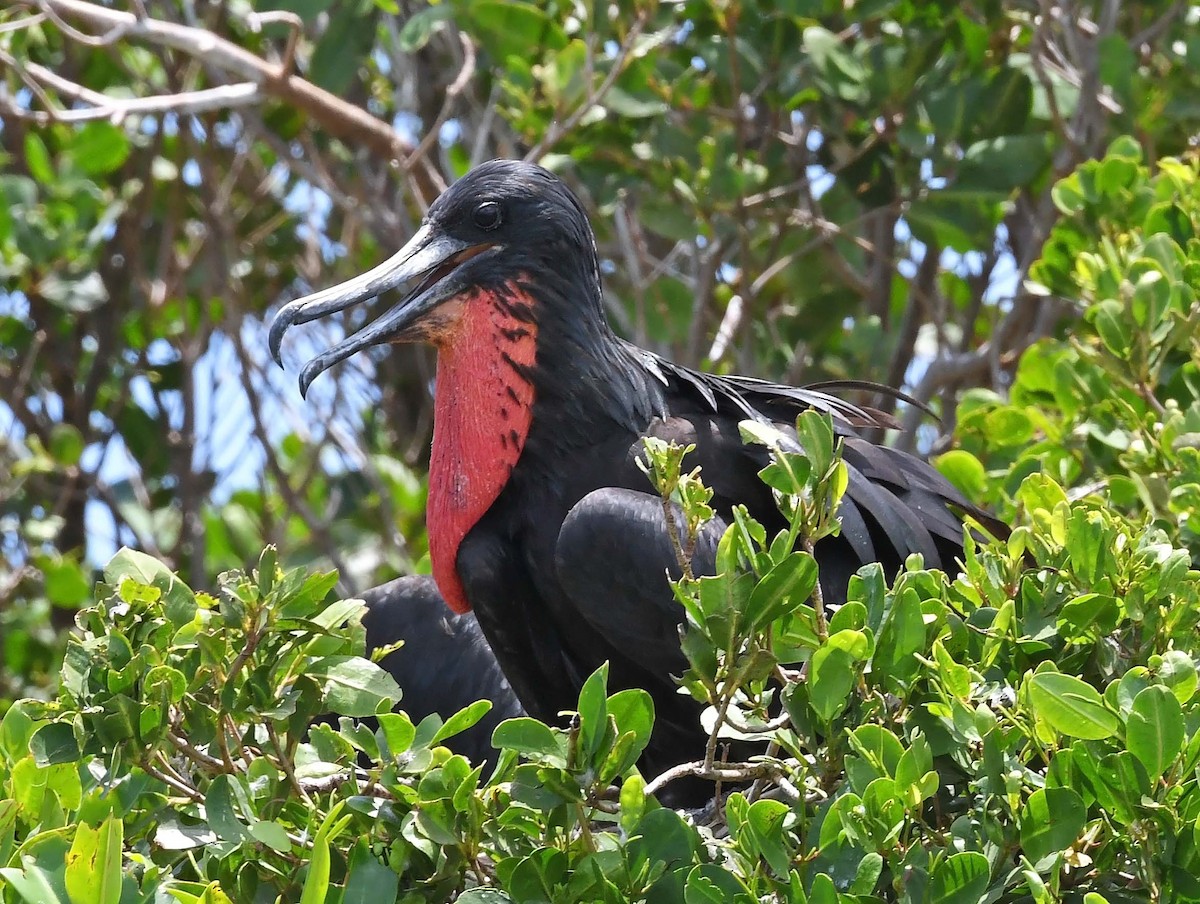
[1018,473,1068,516]
[1,703,34,760]
[576,662,609,761]
[628,807,697,880]
[456,891,514,904]
[1158,651,1197,704]
[746,798,792,875]
[639,197,699,242]
[309,656,402,717]
[849,724,905,777]
[299,829,332,904]
[895,733,934,796]
[397,5,453,52]
[684,864,745,904]
[1029,672,1119,740]
[1058,593,1120,639]
[492,718,567,767]
[745,552,817,630]
[802,26,867,102]
[204,775,249,842]
[0,859,69,904]
[1126,685,1184,782]
[983,406,1036,448]
[852,851,885,895]
[809,873,838,904]
[957,135,1051,192]
[68,123,130,177]
[932,639,971,699]
[309,8,377,94]
[248,821,291,853]
[874,587,925,691]
[301,802,351,904]
[41,557,91,608]
[376,712,415,755]
[795,410,837,477]
[605,88,668,119]
[1021,787,1086,863]
[65,815,122,904]
[934,450,986,501]
[607,688,654,769]
[455,0,567,63]
[48,424,84,466]
[343,839,400,904]
[619,772,645,834]
[24,133,55,184]
[810,629,869,722]
[928,850,989,904]
[30,723,80,766]
[430,699,493,747]
[102,547,196,625]
[1089,299,1132,357]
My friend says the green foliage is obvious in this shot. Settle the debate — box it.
[951,139,1200,562]
[4,140,1200,899]
[3,0,1200,900]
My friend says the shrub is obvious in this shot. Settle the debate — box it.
[1,141,1198,904]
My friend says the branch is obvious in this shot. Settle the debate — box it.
[3,55,261,123]
[32,0,441,201]
[1131,0,1187,47]
[644,759,801,803]
[523,10,649,161]
[401,30,476,174]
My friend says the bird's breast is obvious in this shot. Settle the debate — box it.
[427,283,537,614]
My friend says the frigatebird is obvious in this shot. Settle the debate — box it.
[358,575,522,764]
[271,160,997,781]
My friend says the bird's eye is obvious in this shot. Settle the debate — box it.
[473,201,503,231]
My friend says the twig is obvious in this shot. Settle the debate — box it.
[0,13,46,36]
[143,758,204,802]
[644,759,798,801]
[268,721,313,805]
[1131,0,1186,46]
[245,9,303,76]
[228,331,358,585]
[721,708,791,734]
[803,538,828,641]
[299,770,390,797]
[32,0,438,199]
[402,31,476,173]
[524,11,649,161]
[169,731,226,771]
[10,55,262,123]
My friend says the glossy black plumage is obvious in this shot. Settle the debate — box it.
[358,575,523,764]
[272,160,1004,786]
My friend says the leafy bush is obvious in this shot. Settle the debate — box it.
[1,142,1198,904]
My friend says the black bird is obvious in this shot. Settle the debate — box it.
[358,575,523,764]
[271,160,999,781]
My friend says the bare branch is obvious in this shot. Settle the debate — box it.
[644,759,801,802]
[0,12,46,35]
[6,55,262,123]
[33,0,439,200]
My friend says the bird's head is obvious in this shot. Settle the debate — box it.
[269,159,603,396]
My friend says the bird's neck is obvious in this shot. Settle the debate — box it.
[427,285,537,614]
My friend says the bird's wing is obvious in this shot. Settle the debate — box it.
[554,486,726,676]
[635,347,904,429]
[629,370,1006,596]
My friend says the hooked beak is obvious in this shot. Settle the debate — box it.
[268,224,499,397]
